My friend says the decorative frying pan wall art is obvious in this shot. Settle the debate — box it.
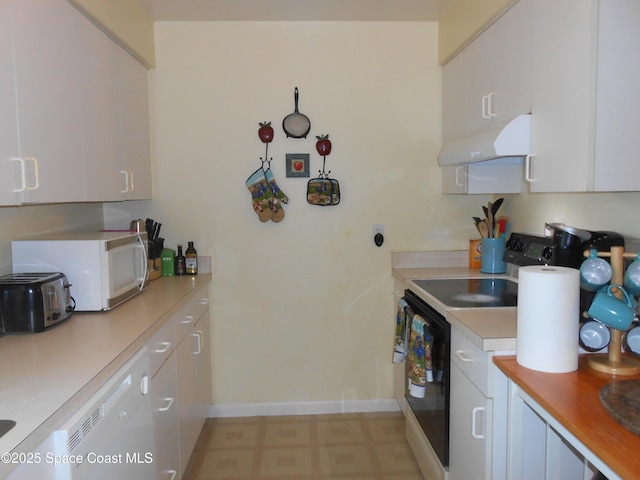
[307,134,340,206]
[282,87,311,138]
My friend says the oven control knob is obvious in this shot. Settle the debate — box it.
[541,246,554,261]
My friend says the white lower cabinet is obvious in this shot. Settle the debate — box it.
[449,363,493,480]
[448,327,510,480]
[176,312,212,477]
[506,382,614,480]
[151,352,180,480]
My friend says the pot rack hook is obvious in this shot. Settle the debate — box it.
[318,156,331,179]
[259,143,272,170]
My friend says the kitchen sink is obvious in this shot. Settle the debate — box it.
[0,420,16,438]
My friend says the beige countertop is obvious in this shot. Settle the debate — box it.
[392,259,517,352]
[0,274,211,476]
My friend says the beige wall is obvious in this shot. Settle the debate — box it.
[0,204,104,275]
[503,191,640,240]
[68,0,155,67]
[104,21,488,408]
[438,0,517,64]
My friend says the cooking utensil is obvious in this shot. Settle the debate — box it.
[478,219,489,238]
[472,217,484,236]
[282,87,311,138]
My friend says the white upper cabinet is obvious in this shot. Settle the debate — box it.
[527,0,640,192]
[442,0,532,143]
[116,50,152,200]
[0,1,21,206]
[12,0,88,203]
[2,0,152,205]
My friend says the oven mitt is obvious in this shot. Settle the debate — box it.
[246,167,275,222]
[264,166,288,223]
[246,167,287,223]
[393,299,409,363]
[307,177,340,206]
[408,314,427,398]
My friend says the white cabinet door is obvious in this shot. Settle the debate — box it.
[527,0,596,192]
[0,1,21,206]
[442,0,532,143]
[592,0,640,191]
[195,312,212,422]
[116,49,152,200]
[176,311,210,477]
[12,0,92,203]
[151,352,180,480]
[9,0,151,204]
[528,0,640,192]
[442,161,524,194]
[176,325,199,477]
[449,363,493,480]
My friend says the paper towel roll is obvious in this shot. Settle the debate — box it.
[517,265,580,373]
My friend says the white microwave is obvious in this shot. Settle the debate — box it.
[12,231,149,311]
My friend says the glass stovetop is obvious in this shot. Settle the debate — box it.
[412,278,518,308]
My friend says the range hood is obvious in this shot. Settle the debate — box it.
[438,114,531,166]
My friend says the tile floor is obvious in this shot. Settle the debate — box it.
[183,412,425,480]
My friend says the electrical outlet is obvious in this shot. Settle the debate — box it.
[372,224,384,236]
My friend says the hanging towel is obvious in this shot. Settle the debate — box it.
[408,314,429,398]
[393,299,409,363]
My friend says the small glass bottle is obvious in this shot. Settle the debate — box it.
[175,244,186,276]
[185,241,198,275]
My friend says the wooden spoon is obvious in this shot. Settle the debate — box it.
[478,219,489,238]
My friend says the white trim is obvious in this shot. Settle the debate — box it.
[207,398,401,418]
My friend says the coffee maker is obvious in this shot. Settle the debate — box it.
[543,223,625,269]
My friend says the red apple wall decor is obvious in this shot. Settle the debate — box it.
[258,121,274,143]
[315,134,332,156]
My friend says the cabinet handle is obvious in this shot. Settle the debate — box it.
[481,92,496,119]
[454,350,474,362]
[140,374,149,395]
[120,170,130,193]
[25,157,39,191]
[154,341,171,354]
[11,158,27,193]
[525,154,536,183]
[181,315,194,325]
[200,298,209,305]
[193,330,203,354]
[128,170,134,192]
[157,397,174,412]
[472,406,485,439]
[455,166,464,187]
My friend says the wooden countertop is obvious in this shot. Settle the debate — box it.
[494,355,640,480]
[0,274,211,478]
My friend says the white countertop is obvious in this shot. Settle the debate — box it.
[392,261,517,352]
[0,274,211,476]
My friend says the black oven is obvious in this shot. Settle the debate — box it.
[402,289,451,467]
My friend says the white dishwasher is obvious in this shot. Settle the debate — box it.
[52,348,155,480]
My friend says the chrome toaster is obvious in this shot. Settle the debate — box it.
[0,273,75,333]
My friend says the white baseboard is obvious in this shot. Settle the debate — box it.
[208,398,401,418]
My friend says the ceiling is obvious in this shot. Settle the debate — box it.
[135,0,448,22]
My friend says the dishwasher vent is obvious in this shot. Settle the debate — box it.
[66,405,104,453]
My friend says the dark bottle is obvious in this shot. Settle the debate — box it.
[185,241,198,275]
[175,244,186,276]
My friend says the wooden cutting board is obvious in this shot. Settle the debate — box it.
[600,379,640,436]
